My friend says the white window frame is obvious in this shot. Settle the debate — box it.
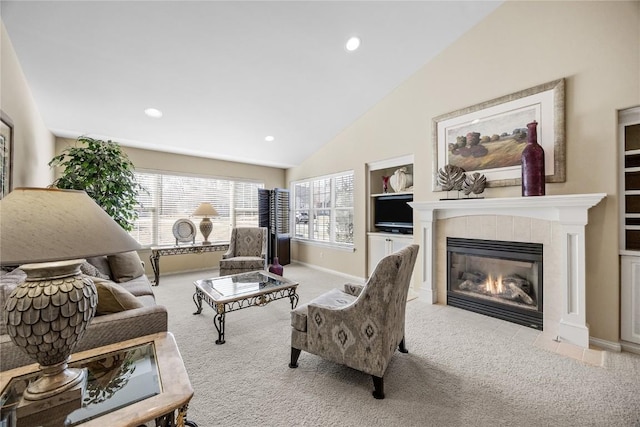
[130,169,264,247]
[291,170,354,250]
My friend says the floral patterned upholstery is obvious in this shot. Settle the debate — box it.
[289,244,419,399]
[219,227,268,276]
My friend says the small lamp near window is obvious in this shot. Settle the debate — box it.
[193,202,218,245]
[0,188,141,401]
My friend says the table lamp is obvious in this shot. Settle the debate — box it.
[192,202,218,245]
[0,188,141,400]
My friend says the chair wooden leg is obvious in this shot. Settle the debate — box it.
[398,337,408,353]
[372,375,385,399]
[289,347,301,368]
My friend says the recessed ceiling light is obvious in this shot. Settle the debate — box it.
[144,108,163,118]
[265,135,275,142]
[345,36,361,52]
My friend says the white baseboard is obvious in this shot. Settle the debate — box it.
[416,285,435,301]
[291,260,365,284]
[152,261,365,284]
[148,266,220,280]
[591,337,640,355]
[589,337,622,352]
[621,340,640,355]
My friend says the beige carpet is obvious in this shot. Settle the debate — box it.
[153,263,640,427]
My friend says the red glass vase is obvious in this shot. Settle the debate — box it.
[269,256,283,276]
[521,120,545,197]
[382,176,390,193]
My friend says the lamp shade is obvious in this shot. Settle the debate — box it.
[0,187,141,266]
[193,202,218,217]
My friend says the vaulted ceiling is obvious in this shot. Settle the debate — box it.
[2,1,502,168]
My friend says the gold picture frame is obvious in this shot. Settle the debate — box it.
[432,79,565,190]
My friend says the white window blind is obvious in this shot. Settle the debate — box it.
[334,173,354,244]
[312,178,331,242]
[293,182,310,239]
[292,171,354,246]
[233,181,262,228]
[130,171,263,246]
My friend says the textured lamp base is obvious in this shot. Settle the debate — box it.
[17,372,84,427]
[23,362,86,401]
[5,259,97,402]
[199,218,213,245]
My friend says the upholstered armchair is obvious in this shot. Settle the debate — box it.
[219,227,268,276]
[289,244,419,399]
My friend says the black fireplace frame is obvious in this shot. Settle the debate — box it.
[447,238,543,330]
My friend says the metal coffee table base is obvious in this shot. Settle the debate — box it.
[193,287,299,344]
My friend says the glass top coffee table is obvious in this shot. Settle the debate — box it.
[193,270,299,344]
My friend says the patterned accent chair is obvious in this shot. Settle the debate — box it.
[219,227,268,276]
[289,244,419,399]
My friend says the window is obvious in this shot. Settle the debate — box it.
[130,171,263,246]
[292,171,354,246]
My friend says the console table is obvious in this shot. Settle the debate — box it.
[150,242,229,285]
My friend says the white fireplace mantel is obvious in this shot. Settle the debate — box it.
[409,193,606,348]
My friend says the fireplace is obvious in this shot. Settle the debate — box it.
[410,194,606,348]
[447,238,543,330]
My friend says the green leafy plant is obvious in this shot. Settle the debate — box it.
[49,136,143,231]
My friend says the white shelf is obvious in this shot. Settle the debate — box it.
[368,154,414,171]
[619,107,640,346]
[371,191,413,197]
[367,156,415,281]
[620,249,640,256]
[410,193,606,222]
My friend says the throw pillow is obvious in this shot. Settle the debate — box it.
[91,277,144,315]
[86,256,113,279]
[0,269,27,335]
[107,251,145,283]
[80,261,110,280]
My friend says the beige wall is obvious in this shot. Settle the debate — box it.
[0,22,55,188]
[54,139,285,188]
[286,1,640,343]
[5,2,639,343]
[55,138,285,276]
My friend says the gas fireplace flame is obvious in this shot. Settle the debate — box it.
[456,268,536,307]
[484,274,505,295]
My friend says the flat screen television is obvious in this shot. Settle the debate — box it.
[374,193,413,234]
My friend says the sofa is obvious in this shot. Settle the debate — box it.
[1,251,168,372]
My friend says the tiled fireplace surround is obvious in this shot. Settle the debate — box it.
[410,194,606,351]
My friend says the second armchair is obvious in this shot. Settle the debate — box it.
[219,227,268,276]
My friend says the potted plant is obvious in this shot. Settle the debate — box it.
[49,136,143,231]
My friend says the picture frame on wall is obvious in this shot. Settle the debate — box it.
[0,111,14,199]
[432,78,565,190]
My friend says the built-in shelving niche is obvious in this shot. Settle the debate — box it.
[367,155,414,233]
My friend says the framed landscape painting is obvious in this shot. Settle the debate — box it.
[0,111,13,199]
[432,79,565,189]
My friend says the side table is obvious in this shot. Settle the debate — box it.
[0,332,196,427]
[150,243,229,285]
